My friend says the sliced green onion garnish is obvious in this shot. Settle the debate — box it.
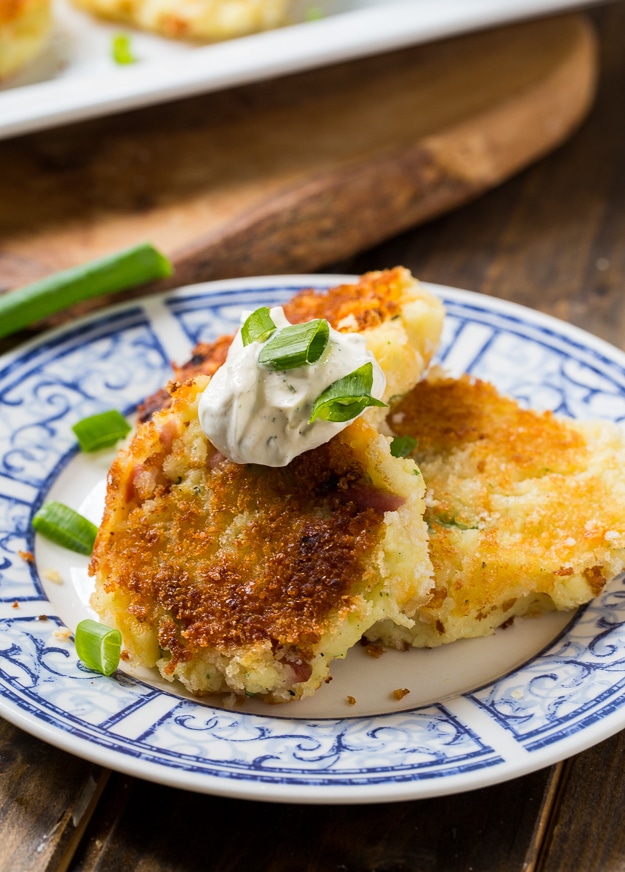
[305,5,324,20]
[309,362,387,423]
[75,619,122,676]
[72,410,131,452]
[0,242,172,340]
[241,306,276,346]
[112,33,136,65]
[430,514,478,531]
[390,435,417,458]
[32,502,98,555]
[259,319,329,370]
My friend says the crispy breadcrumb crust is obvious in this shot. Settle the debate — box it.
[90,376,433,702]
[367,370,625,648]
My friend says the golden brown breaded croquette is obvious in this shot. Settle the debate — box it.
[367,370,625,649]
[89,376,433,703]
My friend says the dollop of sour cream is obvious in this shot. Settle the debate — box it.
[198,307,386,467]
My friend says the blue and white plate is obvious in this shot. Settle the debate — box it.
[1,276,625,804]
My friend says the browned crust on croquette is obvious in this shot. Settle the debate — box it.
[282,267,407,332]
[90,405,389,671]
[138,268,413,422]
[391,372,586,478]
[179,267,410,375]
[0,0,37,24]
[380,370,625,642]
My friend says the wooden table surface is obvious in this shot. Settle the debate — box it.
[2,2,625,870]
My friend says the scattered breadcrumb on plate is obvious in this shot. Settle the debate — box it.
[43,568,63,584]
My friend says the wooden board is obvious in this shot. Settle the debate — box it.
[0,12,597,310]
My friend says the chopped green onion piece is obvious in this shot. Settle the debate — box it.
[241,307,276,346]
[259,319,329,370]
[0,242,172,340]
[309,362,387,423]
[112,33,136,65]
[430,514,478,531]
[390,435,417,458]
[305,5,324,20]
[32,502,97,555]
[75,619,122,676]
[72,410,131,452]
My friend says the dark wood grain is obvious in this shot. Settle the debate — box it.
[0,720,108,872]
[0,12,596,296]
[535,734,625,871]
[345,0,625,352]
[69,766,556,872]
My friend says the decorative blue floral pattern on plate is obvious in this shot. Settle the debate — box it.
[0,277,624,803]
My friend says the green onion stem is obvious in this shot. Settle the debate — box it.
[241,306,276,346]
[390,435,417,458]
[309,362,387,423]
[112,33,136,65]
[72,409,131,452]
[75,619,122,676]
[0,242,172,340]
[259,319,329,370]
[32,501,98,555]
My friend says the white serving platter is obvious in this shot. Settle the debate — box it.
[0,0,606,140]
